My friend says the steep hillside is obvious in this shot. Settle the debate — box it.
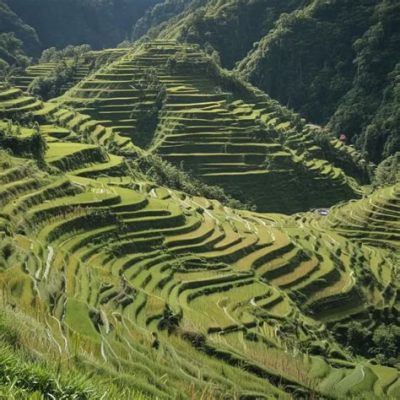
[0,0,37,75]
[320,183,400,250]
[239,0,400,163]
[328,0,400,163]
[3,0,399,164]
[12,47,130,100]
[0,85,137,155]
[134,0,306,69]
[58,40,368,214]
[1,3,399,398]
[238,0,376,123]
[0,83,399,398]
[133,0,204,41]
[0,0,39,55]
[2,0,160,53]
[137,0,400,164]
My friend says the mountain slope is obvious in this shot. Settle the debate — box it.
[134,0,306,69]
[238,0,400,163]
[328,0,400,162]
[237,0,376,125]
[11,47,130,100]
[1,3,399,398]
[3,0,161,53]
[1,84,399,398]
[0,0,40,55]
[58,40,368,214]
[137,0,400,164]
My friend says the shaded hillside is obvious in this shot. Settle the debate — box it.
[3,0,160,52]
[238,0,377,125]
[134,0,306,69]
[239,0,400,163]
[328,0,400,163]
[0,0,38,75]
[0,0,39,55]
[0,84,399,398]
[133,0,206,41]
[58,41,368,213]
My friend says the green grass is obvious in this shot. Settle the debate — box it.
[0,309,151,400]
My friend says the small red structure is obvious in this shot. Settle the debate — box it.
[339,133,347,143]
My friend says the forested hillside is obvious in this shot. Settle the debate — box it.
[2,0,160,52]
[136,0,400,163]
[0,0,39,54]
[134,0,306,68]
[0,0,37,75]
[238,0,400,163]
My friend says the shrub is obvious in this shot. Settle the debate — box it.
[0,121,47,167]
[374,152,400,186]
[28,60,78,100]
[40,44,92,63]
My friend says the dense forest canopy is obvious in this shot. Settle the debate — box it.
[0,0,39,53]
[2,0,160,52]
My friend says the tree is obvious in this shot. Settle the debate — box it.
[31,123,47,167]
[374,152,400,186]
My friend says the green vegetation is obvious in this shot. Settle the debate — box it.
[135,0,305,69]
[0,309,151,399]
[375,153,400,186]
[0,0,39,55]
[0,120,47,165]
[237,0,400,163]
[7,45,130,98]
[39,44,93,63]
[0,79,399,398]
[59,40,367,213]
[0,3,399,398]
[28,60,82,100]
[237,0,376,123]
[0,32,31,81]
[137,0,400,164]
[133,153,255,210]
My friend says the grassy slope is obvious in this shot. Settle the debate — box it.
[0,309,151,399]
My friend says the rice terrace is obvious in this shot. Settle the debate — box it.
[0,0,399,399]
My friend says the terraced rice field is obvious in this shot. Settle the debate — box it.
[59,40,366,213]
[0,85,136,154]
[1,82,399,398]
[324,185,400,250]
[12,48,130,93]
